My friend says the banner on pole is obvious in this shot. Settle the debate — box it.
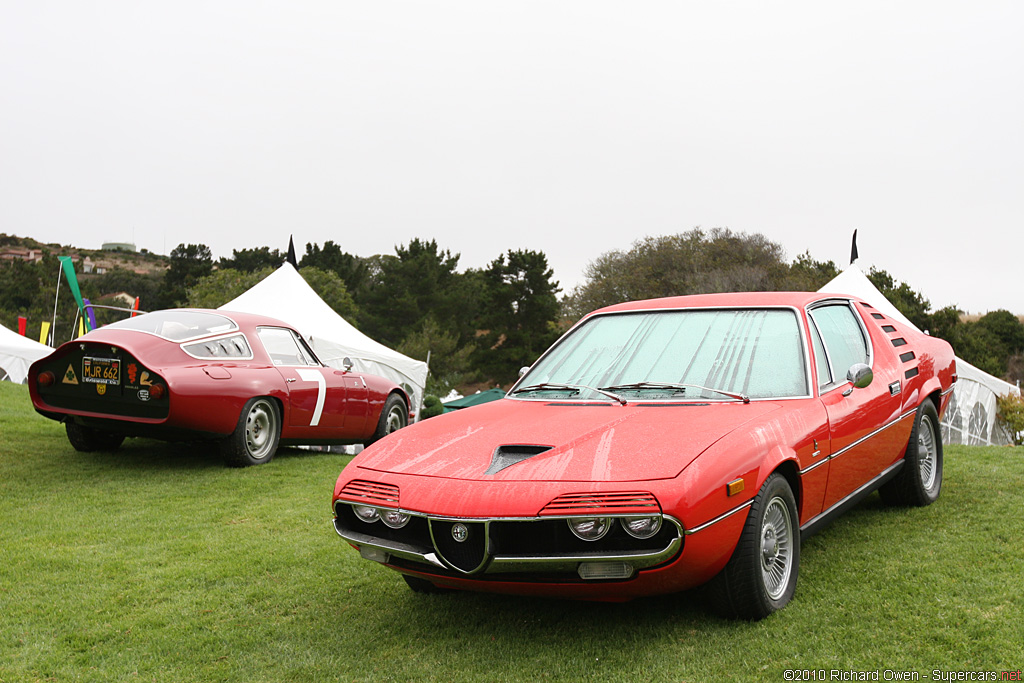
[58,256,90,332]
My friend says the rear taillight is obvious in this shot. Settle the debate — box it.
[38,371,55,388]
[148,383,166,400]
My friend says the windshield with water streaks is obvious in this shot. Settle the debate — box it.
[514,308,808,402]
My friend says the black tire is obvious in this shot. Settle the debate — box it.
[880,400,943,506]
[367,394,408,445]
[221,397,281,467]
[65,421,125,452]
[710,473,800,620]
[403,574,451,594]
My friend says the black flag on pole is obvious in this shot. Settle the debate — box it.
[286,235,298,267]
[850,229,859,265]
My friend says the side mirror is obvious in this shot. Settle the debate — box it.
[518,366,531,378]
[846,363,873,390]
[342,357,354,373]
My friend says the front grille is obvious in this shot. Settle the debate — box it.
[430,520,488,573]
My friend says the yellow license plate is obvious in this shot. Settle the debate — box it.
[82,357,121,386]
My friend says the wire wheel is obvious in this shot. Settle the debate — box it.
[917,412,938,490]
[760,496,794,602]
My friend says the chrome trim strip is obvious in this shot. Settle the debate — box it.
[799,458,829,475]
[941,385,955,397]
[798,408,916,476]
[487,534,683,574]
[800,461,903,533]
[684,500,753,535]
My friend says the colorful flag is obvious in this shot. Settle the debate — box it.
[58,256,90,332]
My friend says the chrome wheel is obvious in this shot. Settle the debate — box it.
[760,496,794,601]
[244,399,277,460]
[385,404,405,434]
[917,412,938,490]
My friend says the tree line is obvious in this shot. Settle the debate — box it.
[3,229,1022,392]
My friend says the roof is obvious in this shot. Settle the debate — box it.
[593,291,846,316]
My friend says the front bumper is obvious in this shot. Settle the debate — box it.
[333,500,684,581]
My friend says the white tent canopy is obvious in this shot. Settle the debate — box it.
[0,322,51,384]
[819,264,1018,446]
[220,263,428,418]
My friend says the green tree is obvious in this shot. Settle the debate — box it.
[296,267,359,321]
[476,249,561,382]
[185,266,358,321]
[300,241,368,296]
[782,252,840,291]
[185,267,274,309]
[563,228,790,318]
[397,317,477,396]
[928,306,1006,377]
[163,244,213,308]
[359,239,472,347]
[865,267,931,330]
[218,247,285,273]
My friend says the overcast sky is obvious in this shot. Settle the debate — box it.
[2,1,1021,315]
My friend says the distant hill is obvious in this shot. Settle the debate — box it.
[0,233,168,276]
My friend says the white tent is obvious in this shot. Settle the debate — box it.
[0,322,51,384]
[220,264,429,418]
[820,264,1019,446]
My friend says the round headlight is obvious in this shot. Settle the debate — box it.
[380,508,411,529]
[352,505,380,523]
[567,517,612,541]
[621,515,662,539]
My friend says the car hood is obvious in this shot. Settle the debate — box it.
[354,398,782,482]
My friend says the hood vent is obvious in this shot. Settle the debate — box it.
[484,445,552,475]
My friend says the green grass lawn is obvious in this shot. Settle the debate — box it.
[1,381,1021,682]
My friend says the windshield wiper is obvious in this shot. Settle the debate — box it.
[511,382,627,405]
[600,382,750,404]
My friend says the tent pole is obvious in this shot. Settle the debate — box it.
[50,263,63,346]
[419,350,431,422]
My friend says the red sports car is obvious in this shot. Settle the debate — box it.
[29,309,411,466]
[331,292,956,618]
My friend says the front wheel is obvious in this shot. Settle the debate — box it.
[221,397,281,467]
[710,473,800,620]
[880,400,943,506]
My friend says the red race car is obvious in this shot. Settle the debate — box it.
[29,309,411,466]
[332,292,956,619]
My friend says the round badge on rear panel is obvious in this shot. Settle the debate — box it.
[451,523,469,543]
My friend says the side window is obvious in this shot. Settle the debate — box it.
[808,303,869,390]
[258,327,318,366]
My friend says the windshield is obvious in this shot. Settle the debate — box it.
[515,308,809,401]
[105,310,239,342]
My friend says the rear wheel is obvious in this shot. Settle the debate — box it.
[65,421,125,452]
[367,394,408,445]
[710,473,800,620]
[880,400,943,506]
[221,397,281,467]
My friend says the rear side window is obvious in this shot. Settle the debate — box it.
[808,303,869,390]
